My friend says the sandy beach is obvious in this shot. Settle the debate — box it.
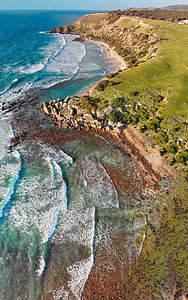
[93,39,127,71]
[76,38,127,96]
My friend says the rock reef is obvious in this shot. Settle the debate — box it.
[36,96,125,133]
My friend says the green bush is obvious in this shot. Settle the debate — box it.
[166,143,177,154]
[158,130,168,144]
[95,80,113,92]
[109,112,117,122]
[130,91,138,97]
[113,97,124,107]
[152,95,164,103]
[175,150,188,165]
[139,108,149,121]
[139,124,147,133]
[95,84,104,92]
[160,148,166,156]
[81,95,99,109]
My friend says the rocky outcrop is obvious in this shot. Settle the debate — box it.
[36,96,125,133]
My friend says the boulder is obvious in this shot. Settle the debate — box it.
[37,102,50,115]
[64,96,71,104]
[55,102,63,110]
[103,105,114,116]
[59,107,73,118]
[108,119,115,127]
[83,114,94,123]
[50,107,58,117]
[113,127,121,133]
[117,122,124,128]
[49,100,56,107]
[96,110,105,119]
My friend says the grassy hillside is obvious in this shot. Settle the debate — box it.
[92,18,188,115]
[160,4,188,11]
[90,18,188,176]
[123,8,188,22]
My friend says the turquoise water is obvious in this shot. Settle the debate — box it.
[0,10,106,103]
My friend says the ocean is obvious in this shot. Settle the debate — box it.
[0,11,147,299]
[0,10,110,102]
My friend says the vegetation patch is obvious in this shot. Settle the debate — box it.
[123,179,188,298]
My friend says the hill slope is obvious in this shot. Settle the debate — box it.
[161,4,188,10]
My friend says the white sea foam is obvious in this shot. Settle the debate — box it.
[0,109,13,160]
[0,78,19,96]
[36,257,46,276]
[66,207,95,299]
[19,63,45,74]
[0,150,22,218]
[0,82,34,104]
[0,34,89,103]
[81,157,119,209]
[53,206,95,247]
[0,33,106,104]
[8,143,72,240]
[52,206,95,299]
[40,143,73,166]
[67,255,94,299]
[2,142,74,278]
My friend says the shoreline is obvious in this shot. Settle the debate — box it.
[35,94,175,186]
[90,39,127,72]
[73,38,175,181]
[75,37,127,97]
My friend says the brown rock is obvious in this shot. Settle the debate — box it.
[96,110,105,119]
[59,107,72,118]
[37,102,50,115]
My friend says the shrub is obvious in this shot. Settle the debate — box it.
[95,84,104,92]
[166,143,177,154]
[175,150,188,165]
[108,73,115,79]
[109,112,117,122]
[139,124,147,133]
[158,130,169,144]
[130,91,139,97]
[81,95,99,109]
[160,148,166,156]
[152,95,164,103]
[95,80,113,92]
[113,97,124,107]
[147,122,156,131]
[139,108,149,121]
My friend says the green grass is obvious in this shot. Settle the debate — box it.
[92,20,188,117]
[118,18,139,29]
[118,17,151,34]
[90,19,188,175]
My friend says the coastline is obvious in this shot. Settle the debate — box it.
[6,33,175,191]
[2,11,187,300]
[31,34,175,184]
[74,38,174,182]
[75,38,127,97]
[90,39,127,72]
